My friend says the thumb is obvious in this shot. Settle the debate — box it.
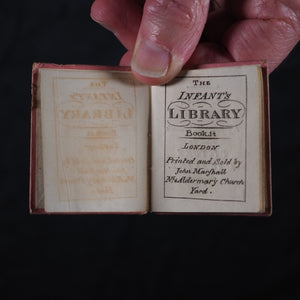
[131,0,210,85]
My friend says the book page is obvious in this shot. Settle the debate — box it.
[151,65,264,213]
[39,68,149,212]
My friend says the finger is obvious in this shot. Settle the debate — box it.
[222,18,300,72]
[91,0,143,50]
[131,0,210,85]
[204,0,300,72]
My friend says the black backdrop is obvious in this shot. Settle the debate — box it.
[1,0,300,298]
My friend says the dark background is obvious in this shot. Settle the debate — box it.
[1,0,300,298]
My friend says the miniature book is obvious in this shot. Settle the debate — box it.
[30,62,271,215]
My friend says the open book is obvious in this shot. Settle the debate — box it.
[30,62,271,215]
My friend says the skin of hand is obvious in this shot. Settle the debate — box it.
[91,0,300,85]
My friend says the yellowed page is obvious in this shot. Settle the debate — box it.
[40,68,149,212]
[151,65,264,213]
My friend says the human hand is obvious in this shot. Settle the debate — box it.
[91,0,300,85]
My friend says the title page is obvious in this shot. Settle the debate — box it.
[151,65,264,213]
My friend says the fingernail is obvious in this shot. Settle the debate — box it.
[131,40,170,78]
